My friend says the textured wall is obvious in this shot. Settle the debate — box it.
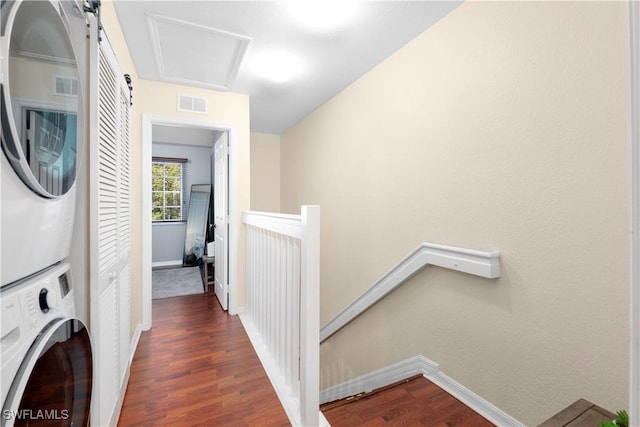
[281,2,630,424]
[250,132,281,212]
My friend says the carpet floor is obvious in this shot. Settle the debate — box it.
[152,266,204,299]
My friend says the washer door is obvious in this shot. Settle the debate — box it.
[0,0,85,198]
[2,318,92,427]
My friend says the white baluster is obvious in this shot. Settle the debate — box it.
[241,207,321,426]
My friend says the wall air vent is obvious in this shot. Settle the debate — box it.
[54,76,78,97]
[177,93,208,114]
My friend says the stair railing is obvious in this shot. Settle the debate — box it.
[320,242,501,343]
[241,206,324,426]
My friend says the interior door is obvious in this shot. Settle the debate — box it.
[89,24,131,427]
[214,133,229,310]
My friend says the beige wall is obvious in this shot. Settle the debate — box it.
[250,132,281,212]
[281,2,630,425]
[101,2,251,323]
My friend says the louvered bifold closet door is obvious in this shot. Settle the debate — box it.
[94,41,119,427]
[117,83,131,394]
[90,27,132,427]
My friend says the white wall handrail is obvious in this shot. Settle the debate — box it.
[241,206,326,427]
[320,242,501,343]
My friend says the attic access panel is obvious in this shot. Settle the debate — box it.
[146,14,250,90]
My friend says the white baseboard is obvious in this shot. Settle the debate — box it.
[240,313,329,426]
[109,323,143,427]
[320,354,524,427]
[129,323,142,364]
[320,355,438,404]
[428,371,524,427]
[110,361,131,427]
[152,260,182,268]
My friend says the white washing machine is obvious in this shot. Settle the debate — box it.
[0,263,92,427]
[1,0,88,286]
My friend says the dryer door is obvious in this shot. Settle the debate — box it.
[0,0,85,198]
[1,318,92,427]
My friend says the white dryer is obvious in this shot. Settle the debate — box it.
[0,263,92,427]
[1,0,88,286]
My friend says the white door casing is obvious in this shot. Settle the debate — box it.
[629,2,640,423]
[141,116,239,327]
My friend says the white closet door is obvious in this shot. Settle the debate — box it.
[117,82,131,391]
[90,26,131,427]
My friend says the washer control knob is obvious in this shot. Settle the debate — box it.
[39,288,50,313]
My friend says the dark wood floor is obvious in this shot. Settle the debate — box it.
[118,292,495,427]
[117,292,290,426]
[322,376,495,427]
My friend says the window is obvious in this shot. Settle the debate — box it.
[152,158,187,222]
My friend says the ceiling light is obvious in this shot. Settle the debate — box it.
[251,50,303,83]
[287,1,357,32]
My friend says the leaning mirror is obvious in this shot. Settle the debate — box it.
[183,184,211,266]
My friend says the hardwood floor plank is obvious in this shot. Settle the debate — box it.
[322,376,495,427]
[117,293,290,427]
[118,292,497,427]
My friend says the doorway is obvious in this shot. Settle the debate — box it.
[142,114,237,329]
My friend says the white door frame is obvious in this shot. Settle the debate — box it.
[629,1,640,423]
[141,114,238,329]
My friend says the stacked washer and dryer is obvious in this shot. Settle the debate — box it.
[1,1,93,426]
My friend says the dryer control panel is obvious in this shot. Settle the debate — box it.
[0,263,76,409]
[0,263,75,341]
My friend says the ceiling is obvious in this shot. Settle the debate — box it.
[114,1,462,134]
